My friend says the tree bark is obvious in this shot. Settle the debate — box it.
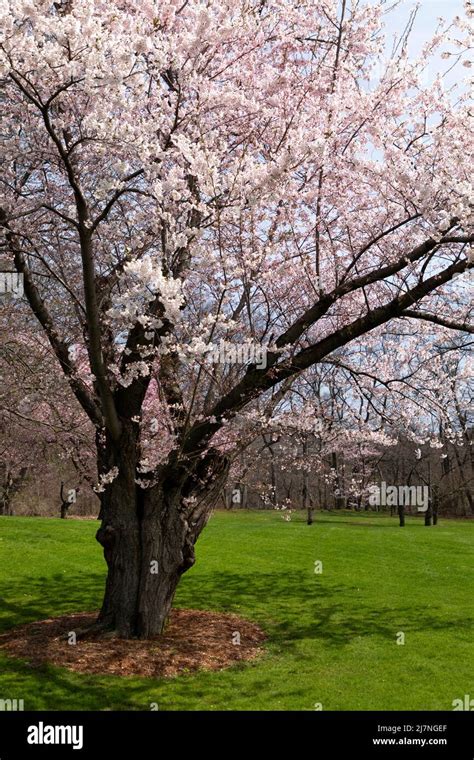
[331,451,345,509]
[0,467,27,516]
[302,436,313,524]
[432,487,439,525]
[60,481,70,519]
[96,479,192,637]
[95,426,227,638]
[270,456,278,508]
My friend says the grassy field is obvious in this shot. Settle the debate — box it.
[0,511,472,711]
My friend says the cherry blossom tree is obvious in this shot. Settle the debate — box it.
[1,0,473,638]
[0,315,96,514]
[225,343,473,521]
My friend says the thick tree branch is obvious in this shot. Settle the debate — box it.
[402,309,474,334]
[90,172,145,233]
[182,256,472,456]
[1,217,104,428]
[39,101,122,440]
[6,73,123,439]
[274,229,472,352]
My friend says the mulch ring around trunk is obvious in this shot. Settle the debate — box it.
[0,609,266,678]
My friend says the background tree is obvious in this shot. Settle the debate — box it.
[0,317,97,515]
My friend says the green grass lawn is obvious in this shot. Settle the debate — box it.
[0,511,472,711]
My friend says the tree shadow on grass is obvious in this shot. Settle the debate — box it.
[1,567,472,666]
[0,653,154,710]
[0,571,105,634]
[178,568,474,648]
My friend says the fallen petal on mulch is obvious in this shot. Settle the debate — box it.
[0,609,266,678]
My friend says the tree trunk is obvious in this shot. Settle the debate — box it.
[60,481,70,519]
[96,478,195,637]
[432,488,439,525]
[331,451,345,509]
[0,467,27,516]
[270,456,278,508]
[398,504,405,527]
[0,487,12,516]
[302,437,313,524]
[95,425,227,638]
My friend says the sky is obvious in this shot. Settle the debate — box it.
[385,0,465,47]
[378,0,469,87]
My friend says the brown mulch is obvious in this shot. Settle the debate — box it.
[0,609,266,678]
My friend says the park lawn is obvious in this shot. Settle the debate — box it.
[0,511,472,711]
